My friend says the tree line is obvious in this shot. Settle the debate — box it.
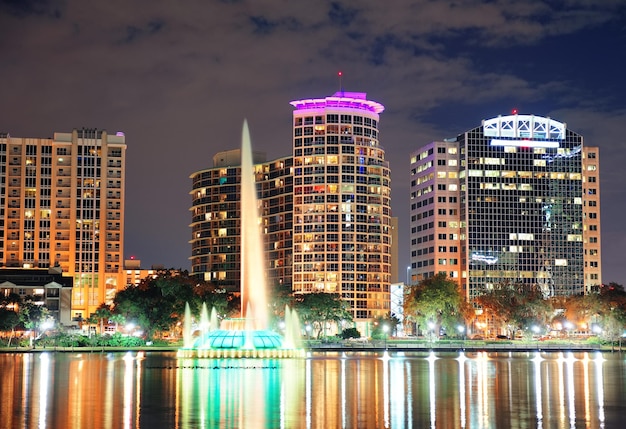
[403,273,626,341]
[0,271,356,343]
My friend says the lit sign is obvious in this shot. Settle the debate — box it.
[470,253,498,265]
[490,139,560,149]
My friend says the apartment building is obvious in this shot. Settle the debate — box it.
[190,149,293,292]
[0,129,126,321]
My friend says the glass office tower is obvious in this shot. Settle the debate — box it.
[410,114,601,300]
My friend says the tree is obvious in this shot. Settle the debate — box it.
[112,278,177,340]
[87,304,112,334]
[475,282,552,338]
[294,293,353,339]
[110,271,238,339]
[0,292,22,346]
[18,297,51,343]
[0,309,20,346]
[404,273,472,339]
[371,313,400,339]
[0,292,21,310]
[340,327,361,339]
[267,282,298,329]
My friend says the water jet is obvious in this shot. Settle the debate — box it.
[178,121,304,359]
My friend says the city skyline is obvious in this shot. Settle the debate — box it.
[1,1,624,284]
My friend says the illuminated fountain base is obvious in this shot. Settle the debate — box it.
[177,307,305,359]
[177,347,306,359]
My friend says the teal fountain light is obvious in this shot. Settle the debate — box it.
[178,121,304,359]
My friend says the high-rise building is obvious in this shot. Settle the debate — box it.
[190,149,293,292]
[190,91,393,331]
[0,129,126,322]
[290,92,392,327]
[409,114,601,300]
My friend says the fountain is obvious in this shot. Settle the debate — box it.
[178,120,304,358]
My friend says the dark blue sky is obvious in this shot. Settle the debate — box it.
[1,0,625,284]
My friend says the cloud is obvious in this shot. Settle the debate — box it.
[0,0,624,280]
[118,19,165,44]
[0,0,63,18]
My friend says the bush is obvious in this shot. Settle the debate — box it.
[340,328,361,339]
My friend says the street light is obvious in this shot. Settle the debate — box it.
[406,266,411,285]
[457,325,465,341]
[564,321,573,338]
[532,325,540,349]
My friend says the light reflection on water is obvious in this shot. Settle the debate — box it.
[0,350,623,428]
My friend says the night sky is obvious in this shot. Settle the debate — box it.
[1,1,625,284]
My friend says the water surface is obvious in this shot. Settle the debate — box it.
[0,350,623,428]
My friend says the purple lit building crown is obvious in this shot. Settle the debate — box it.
[290,91,384,114]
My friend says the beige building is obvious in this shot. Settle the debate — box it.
[0,129,126,322]
[582,147,602,291]
[124,258,163,287]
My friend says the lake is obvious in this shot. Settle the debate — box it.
[0,350,624,428]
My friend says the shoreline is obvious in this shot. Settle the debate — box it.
[0,341,620,354]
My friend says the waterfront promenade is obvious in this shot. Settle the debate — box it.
[0,338,619,353]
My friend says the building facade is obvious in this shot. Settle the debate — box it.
[190,149,293,292]
[123,258,164,287]
[0,129,126,322]
[0,267,73,325]
[409,114,601,300]
[190,91,393,331]
[290,92,392,327]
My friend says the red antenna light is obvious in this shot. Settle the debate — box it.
[338,71,344,93]
[512,108,518,115]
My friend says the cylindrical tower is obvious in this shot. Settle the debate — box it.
[290,91,392,332]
